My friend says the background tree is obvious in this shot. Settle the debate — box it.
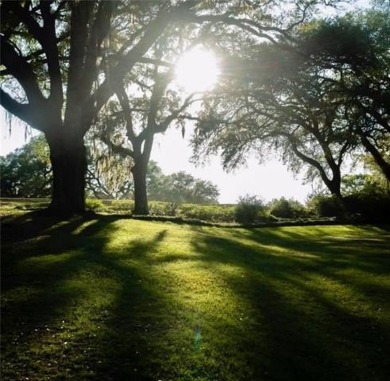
[91,0,309,215]
[148,170,220,204]
[85,134,134,199]
[95,49,197,214]
[192,6,389,198]
[92,0,316,214]
[192,42,357,198]
[0,137,220,205]
[0,135,51,197]
[0,133,133,200]
[300,9,390,180]
[85,151,134,200]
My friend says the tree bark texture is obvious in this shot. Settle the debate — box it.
[131,161,149,215]
[46,131,87,215]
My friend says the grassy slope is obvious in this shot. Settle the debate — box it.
[1,213,389,381]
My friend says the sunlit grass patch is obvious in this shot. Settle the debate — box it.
[1,214,389,381]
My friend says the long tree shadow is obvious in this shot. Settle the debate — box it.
[90,229,169,380]
[186,227,390,381]
[90,224,389,381]
[1,213,120,379]
[242,225,390,308]
[2,213,173,380]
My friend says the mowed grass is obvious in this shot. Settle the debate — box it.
[1,213,389,381]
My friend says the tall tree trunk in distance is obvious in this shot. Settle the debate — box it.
[46,130,87,216]
[130,133,154,215]
[131,159,149,215]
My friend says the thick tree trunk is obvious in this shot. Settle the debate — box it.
[328,171,342,199]
[46,131,87,216]
[131,161,149,215]
[318,167,342,199]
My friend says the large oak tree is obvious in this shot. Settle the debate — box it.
[0,0,202,214]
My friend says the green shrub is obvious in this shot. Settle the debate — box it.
[165,202,180,216]
[308,191,390,222]
[179,204,235,223]
[307,195,345,218]
[85,198,105,211]
[269,198,294,218]
[235,195,265,224]
[15,201,50,210]
[105,200,134,213]
[343,192,390,222]
[149,201,179,216]
[269,198,308,219]
[149,201,166,215]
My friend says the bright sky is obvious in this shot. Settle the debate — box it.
[1,117,34,155]
[152,46,313,203]
[151,128,313,204]
[175,46,220,93]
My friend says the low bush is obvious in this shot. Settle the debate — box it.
[235,195,266,224]
[85,198,105,211]
[149,201,179,216]
[343,192,390,222]
[102,200,134,214]
[307,191,390,222]
[179,204,235,223]
[269,197,308,219]
[307,195,345,218]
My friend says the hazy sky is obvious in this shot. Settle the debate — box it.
[151,128,313,203]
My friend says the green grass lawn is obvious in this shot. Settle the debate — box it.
[1,212,389,381]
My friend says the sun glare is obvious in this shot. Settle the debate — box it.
[175,46,219,93]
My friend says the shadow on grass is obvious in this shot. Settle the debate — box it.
[1,215,389,381]
[1,213,175,380]
[87,229,170,381]
[1,213,120,379]
[187,227,390,381]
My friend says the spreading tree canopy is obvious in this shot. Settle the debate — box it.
[191,6,390,197]
[1,0,341,214]
[0,0,202,214]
